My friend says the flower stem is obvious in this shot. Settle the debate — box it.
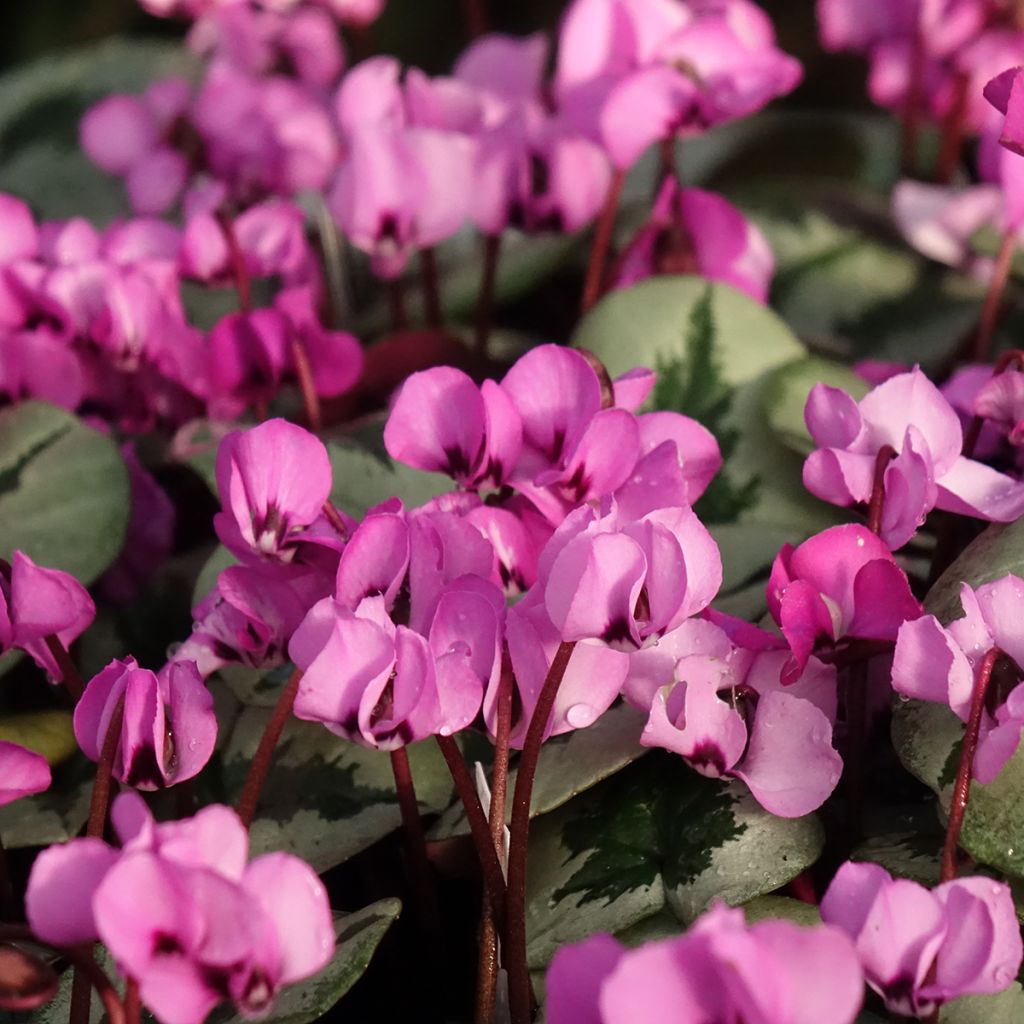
[581,170,626,315]
[505,640,576,1024]
[237,668,300,829]
[388,278,408,333]
[71,694,125,1024]
[420,248,443,329]
[475,655,513,1024]
[322,499,350,539]
[461,0,488,38]
[124,977,141,1024]
[474,233,501,358]
[43,636,84,701]
[216,210,252,314]
[435,735,507,932]
[940,647,1002,883]
[289,335,322,433]
[866,444,897,536]
[389,746,443,943]
[936,71,970,184]
[973,229,1017,363]
[900,22,926,177]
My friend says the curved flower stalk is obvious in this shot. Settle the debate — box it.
[26,792,333,1024]
[821,861,1022,1019]
[546,902,864,1024]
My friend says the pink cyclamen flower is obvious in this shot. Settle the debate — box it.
[893,574,1024,782]
[74,657,216,789]
[973,369,1024,444]
[803,368,1024,549]
[0,741,51,806]
[546,902,864,1024]
[614,181,775,303]
[632,616,841,817]
[767,524,922,682]
[214,418,333,563]
[26,792,333,1024]
[985,66,1024,156]
[822,861,1022,1018]
[0,551,95,683]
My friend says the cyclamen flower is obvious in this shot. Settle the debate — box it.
[803,368,1024,549]
[74,657,217,789]
[629,616,841,817]
[985,65,1024,156]
[972,368,1024,444]
[26,792,333,1024]
[614,181,775,303]
[290,505,504,748]
[892,574,1024,782]
[546,902,864,1024]
[821,861,1022,1018]
[0,551,95,683]
[0,741,51,806]
[214,419,333,563]
[767,525,922,682]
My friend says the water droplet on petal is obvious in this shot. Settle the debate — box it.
[566,703,596,728]
[439,725,453,737]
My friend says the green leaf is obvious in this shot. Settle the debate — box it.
[220,709,454,873]
[0,756,93,849]
[524,753,823,968]
[428,703,649,841]
[740,895,822,927]
[0,401,130,584]
[761,356,871,455]
[209,901,401,1024]
[940,985,1024,1023]
[0,710,77,765]
[852,832,943,888]
[572,276,805,388]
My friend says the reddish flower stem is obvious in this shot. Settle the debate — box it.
[475,655,514,1024]
[972,229,1017,364]
[866,445,897,536]
[389,746,443,944]
[237,668,301,829]
[388,278,408,333]
[505,640,577,1024]
[420,248,444,329]
[322,499,350,538]
[71,694,125,1024]
[434,735,507,932]
[940,647,1003,883]
[0,834,12,920]
[461,0,488,39]
[900,22,926,177]
[44,636,84,702]
[0,926,128,1024]
[124,977,141,1024]
[581,170,626,315]
[216,210,252,314]
[936,71,971,184]
[289,335,322,433]
[474,233,501,358]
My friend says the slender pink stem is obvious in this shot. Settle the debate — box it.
[322,500,350,539]
[44,636,84,702]
[71,695,125,1024]
[474,234,501,358]
[124,977,141,1024]
[901,21,926,177]
[505,640,577,1024]
[435,735,507,932]
[936,71,970,184]
[420,247,443,329]
[289,335,322,433]
[973,229,1017,363]
[866,444,897,536]
[941,647,1003,882]
[388,278,408,333]
[389,746,443,943]
[237,669,300,829]
[581,170,626,315]
[216,210,252,314]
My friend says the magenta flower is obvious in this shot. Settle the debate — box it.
[0,741,51,807]
[803,368,1024,548]
[384,366,522,488]
[546,902,864,1024]
[630,615,841,817]
[985,66,1024,157]
[892,575,1024,782]
[0,551,95,683]
[26,793,333,1024]
[74,657,216,790]
[214,419,333,563]
[614,181,775,303]
[821,861,1022,1018]
[973,369,1024,444]
[767,525,922,682]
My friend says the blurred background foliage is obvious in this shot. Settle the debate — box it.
[1,0,870,108]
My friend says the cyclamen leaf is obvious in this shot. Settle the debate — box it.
[0,711,77,766]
